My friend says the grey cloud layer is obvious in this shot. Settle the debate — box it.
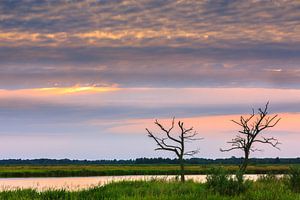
[0,46,300,88]
[0,97,296,135]
[0,0,299,88]
[1,87,300,135]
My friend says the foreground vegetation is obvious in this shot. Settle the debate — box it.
[0,164,296,177]
[0,167,299,199]
[0,176,300,200]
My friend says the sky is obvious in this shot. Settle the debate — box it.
[0,0,300,159]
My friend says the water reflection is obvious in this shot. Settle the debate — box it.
[0,175,277,191]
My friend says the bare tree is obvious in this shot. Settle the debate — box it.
[146,117,202,182]
[221,102,281,172]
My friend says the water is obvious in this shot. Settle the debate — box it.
[0,174,274,191]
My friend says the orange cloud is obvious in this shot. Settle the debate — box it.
[36,86,119,95]
[0,86,120,97]
[104,113,300,137]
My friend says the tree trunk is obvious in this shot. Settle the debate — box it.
[240,150,249,172]
[179,157,185,182]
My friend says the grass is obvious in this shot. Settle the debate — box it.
[0,164,295,177]
[0,178,300,200]
[288,166,300,192]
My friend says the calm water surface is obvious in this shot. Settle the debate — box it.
[0,175,275,191]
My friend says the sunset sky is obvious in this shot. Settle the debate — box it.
[0,0,300,159]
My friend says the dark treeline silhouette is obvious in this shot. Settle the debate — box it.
[0,157,300,165]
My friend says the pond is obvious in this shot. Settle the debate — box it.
[0,174,278,191]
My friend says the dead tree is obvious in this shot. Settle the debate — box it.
[221,102,281,172]
[146,117,202,182]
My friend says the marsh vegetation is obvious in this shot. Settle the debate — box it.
[0,164,293,178]
[1,169,300,200]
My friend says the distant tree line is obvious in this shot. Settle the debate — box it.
[0,157,300,165]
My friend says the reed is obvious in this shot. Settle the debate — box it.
[0,164,293,178]
[0,178,300,200]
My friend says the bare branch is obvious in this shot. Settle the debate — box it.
[220,147,243,152]
[146,117,203,182]
[146,128,179,154]
[183,131,203,141]
[154,118,182,144]
[253,137,281,150]
[184,148,201,156]
[220,102,281,171]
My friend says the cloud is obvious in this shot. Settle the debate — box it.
[0,86,299,158]
[0,0,299,89]
[0,0,300,158]
[0,46,300,89]
[1,87,300,127]
[0,0,299,47]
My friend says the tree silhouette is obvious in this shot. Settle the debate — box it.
[146,117,202,182]
[221,102,281,172]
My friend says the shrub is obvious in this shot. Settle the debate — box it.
[206,167,248,196]
[288,166,300,193]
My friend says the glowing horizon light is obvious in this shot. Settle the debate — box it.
[36,86,120,95]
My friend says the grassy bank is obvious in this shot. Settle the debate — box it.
[0,178,300,200]
[0,164,295,177]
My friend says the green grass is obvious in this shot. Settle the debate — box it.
[0,164,295,177]
[0,178,299,200]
